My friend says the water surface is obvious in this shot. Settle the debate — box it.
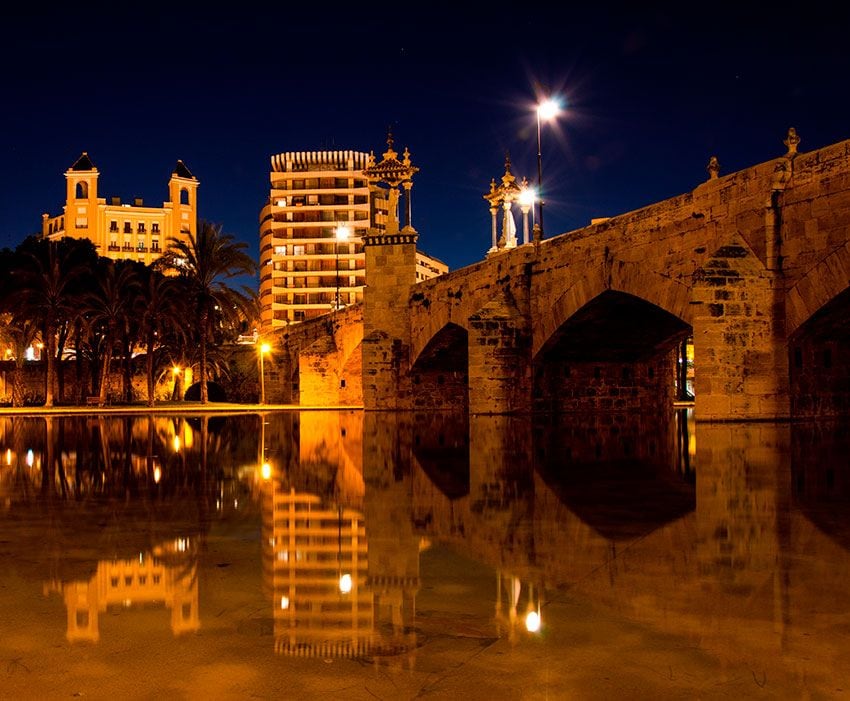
[0,410,848,699]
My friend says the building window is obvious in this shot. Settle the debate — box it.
[275,245,287,255]
[75,182,88,199]
[109,221,118,232]
[75,217,88,228]
[138,223,145,233]
[292,245,305,256]
[124,222,131,233]
[152,223,160,233]
[152,240,159,251]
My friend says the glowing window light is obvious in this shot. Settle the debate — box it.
[525,610,541,633]
[5,449,11,466]
[338,573,353,594]
[280,596,290,610]
[153,466,162,483]
[26,450,34,467]
[173,436,181,452]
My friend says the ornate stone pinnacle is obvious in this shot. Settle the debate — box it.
[784,127,801,155]
[707,155,720,180]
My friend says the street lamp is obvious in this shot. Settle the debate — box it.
[334,224,351,311]
[258,342,271,404]
[535,97,562,240]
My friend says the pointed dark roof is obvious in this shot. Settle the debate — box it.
[70,152,95,171]
[172,160,195,179]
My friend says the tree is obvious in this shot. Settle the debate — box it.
[137,266,187,407]
[161,221,257,403]
[15,237,95,407]
[84,258,141,405]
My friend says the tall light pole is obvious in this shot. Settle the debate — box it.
[334,224,351,311]
[535,97,561,240]
[259,342,270,404]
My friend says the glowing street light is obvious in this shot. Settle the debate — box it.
[518,181,536,245]
[258,342,271,404]
[535,96,562,240]
[334,224,351,311]
[171,365,181,401]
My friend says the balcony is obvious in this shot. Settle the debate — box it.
[108,244,120,252]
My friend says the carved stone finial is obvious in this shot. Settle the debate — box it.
[402,147,411,167]
[784,127,801,155]
[489,178,497,194]
[387,129,394,151]
[707,155,720,180]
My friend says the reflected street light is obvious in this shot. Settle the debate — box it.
[258,342,271,404]
[535,97,562,240]
[334,224,351,311]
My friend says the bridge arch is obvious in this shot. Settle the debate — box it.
[535,260,692,358]
[533,288,691,413]
[786,243,850,338]
[410,322,469,410]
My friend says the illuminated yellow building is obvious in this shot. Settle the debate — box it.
[258,144,447,331]
[41,152,198,264]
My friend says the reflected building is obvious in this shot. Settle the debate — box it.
[44,539,199,643]
[262,410,418,659]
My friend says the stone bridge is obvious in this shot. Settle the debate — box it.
[267,133,850,421]
[362,133,850,421]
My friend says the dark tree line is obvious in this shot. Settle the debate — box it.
[0,221,257,407]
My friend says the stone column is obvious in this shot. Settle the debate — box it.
[490,206,499,251]
[468,298,532,414]
[362,228,418,409]
[692,240,790,420]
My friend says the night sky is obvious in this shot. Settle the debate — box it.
[3,4,850,285]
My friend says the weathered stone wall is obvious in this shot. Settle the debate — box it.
[533,354,677,414]
[396,136,850,420]
[265,304,363,406]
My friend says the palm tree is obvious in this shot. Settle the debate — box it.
[161,221,257,403]
[84,258,141,405]
[138,267,186,407]
[15,237,94,407]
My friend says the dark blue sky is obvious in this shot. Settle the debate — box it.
[3,3,849,283]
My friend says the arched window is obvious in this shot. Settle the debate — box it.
[75,181,88,199]
[180,188,190,205]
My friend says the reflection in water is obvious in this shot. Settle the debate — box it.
[1,410,849,697]
[45,539,199,642]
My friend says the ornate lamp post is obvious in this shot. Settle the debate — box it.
[484,155,523,255]
[535,97,561,240]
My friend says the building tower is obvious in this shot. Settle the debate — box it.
[258,145,447,333]
[41,153,198,265]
